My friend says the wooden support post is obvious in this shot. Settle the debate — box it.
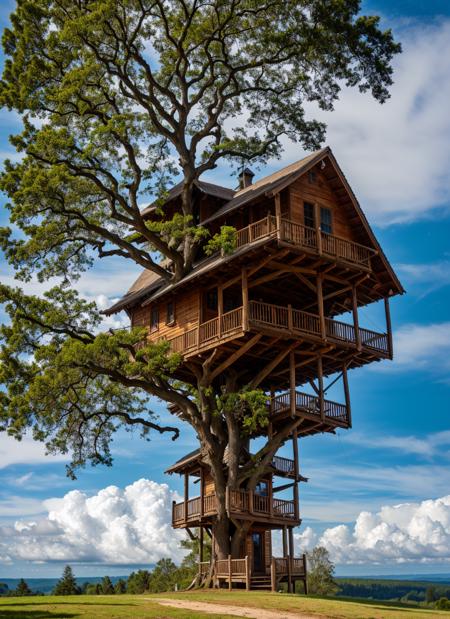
[287,527,293,593]
[317,273,326,339]
[282,526,288,557]
[184,472,189,522]
[288,303,293,332]
[294,481,299,521]
[228,554,232,590]
[314,202,322,255]
[342,365,352,428]
[218,284,223,338]
[352,285,361,350]
[303,554,308,594]
[292,429,299,477]
[271,557,277,592]
[199,527,204,563]
[242,268,249,331]
[269,385,275,439]
[275,193,281,232]
[384,296,393,358]
[289,351,296,417]
[200,468,204,518]
[245,555,250,591]
[248,490,254,515]
[317,357,324,421]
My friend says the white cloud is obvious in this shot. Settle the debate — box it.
[277,19,450,225]
[343,430,450,458]
[392,322,450,371]
[0,433,68,470]
[0,479,185,565]
[396,261,450,298]
[296,495,450,565]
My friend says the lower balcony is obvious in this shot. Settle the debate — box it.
[166,299,389,360]
[172,489,298,528]
[212,554,307,591]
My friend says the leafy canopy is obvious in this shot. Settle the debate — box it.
[0,0,400,477]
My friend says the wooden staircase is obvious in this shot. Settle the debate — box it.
[250,574,272,590]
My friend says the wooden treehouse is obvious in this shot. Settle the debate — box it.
[107,146,403,591]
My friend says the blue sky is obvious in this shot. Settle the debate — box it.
[1,1,450,578]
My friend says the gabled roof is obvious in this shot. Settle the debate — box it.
[140,179,235,218]
[201,148,327,225]
[105,146,404,316]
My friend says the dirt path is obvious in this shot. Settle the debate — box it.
[154,598,324,619]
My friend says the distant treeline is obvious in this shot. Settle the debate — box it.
[336,578,450,604]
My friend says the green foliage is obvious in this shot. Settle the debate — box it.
[204,226,237,256]
[217,389,269,435]
[426,585,437,603]
[0,283,181,477]
[306,547,339,596]
[101,576,115,595]
[435,597,450,610]
[0,0,400,289]
[13,579,33,597]
[0,0,401,487]
[53,566,80,596]
[147,559,178,593]
[126,570,152,594]
[84,583,99,596]
[114,579,127,595]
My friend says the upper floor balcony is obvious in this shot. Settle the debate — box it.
[231,215,376,271]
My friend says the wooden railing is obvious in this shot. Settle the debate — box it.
[199,561,210,576]
[233,216,375,268]
[272,390,349,424]
[274,556,306,576]
[236,215,277,248]
[173,489,297,525]
[272,455,296,476]
[249,300,389,355]
[165,300,388,358]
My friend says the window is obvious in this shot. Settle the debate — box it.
[150,305,159,332]
[320,207,332,234]
[308,170,317,184]
[304,202,315,228]
[166,301,175,325]
[206,288,218,311]
[255,480,268,497]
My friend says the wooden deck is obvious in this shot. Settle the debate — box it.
[211,554,307,591]
[234,215,376,270]
[172,487,299,528]
[166,300,389,359]
[272,390,349,428]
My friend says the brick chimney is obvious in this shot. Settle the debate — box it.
[239,167,255,189]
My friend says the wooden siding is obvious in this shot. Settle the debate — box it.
[203,472,215,496]
[131,289,200,341]
[289,165,356,242]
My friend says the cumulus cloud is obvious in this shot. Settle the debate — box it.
[0,479,185,565]
[296,496,450,565]
[272,20,450,225]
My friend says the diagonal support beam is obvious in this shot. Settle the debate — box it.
[210,334,262,381]
[248,342,300,389]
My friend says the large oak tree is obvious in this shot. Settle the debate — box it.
[0,0,399,561]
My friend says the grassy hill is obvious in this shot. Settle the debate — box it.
[0,590,449,618]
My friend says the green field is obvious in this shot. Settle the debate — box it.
[1,591,449,619]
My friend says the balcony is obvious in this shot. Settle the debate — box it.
[213,554,307,591]
[172,488,298,528]
[234,215,376,270]
[166,299,389,359]
[272,390,349,428]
